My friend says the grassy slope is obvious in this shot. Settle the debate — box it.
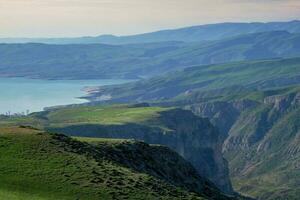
[45,105,170,126]
[2,105,172,131]
[0,105,170,129]
[2,104,236,195]
[0,126,220,200]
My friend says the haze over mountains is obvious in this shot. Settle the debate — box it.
[1,20,300,44]
[0,26,300,79]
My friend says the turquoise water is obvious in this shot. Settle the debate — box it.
[0,78,132,114]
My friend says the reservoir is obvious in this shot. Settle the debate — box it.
[0,78,132,114]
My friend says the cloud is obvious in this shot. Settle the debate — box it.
[0,0,299,37]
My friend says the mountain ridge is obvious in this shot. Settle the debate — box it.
[0,31,300,80]
[1,20,300,45]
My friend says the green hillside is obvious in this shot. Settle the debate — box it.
[86,57,300,103]
[0,125,236,200]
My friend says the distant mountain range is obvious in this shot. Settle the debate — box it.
[1,20,300,45]
[0,30,300,79]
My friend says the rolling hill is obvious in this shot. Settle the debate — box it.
[0,125,235,200]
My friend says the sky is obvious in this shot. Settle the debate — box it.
[0,0,300,37]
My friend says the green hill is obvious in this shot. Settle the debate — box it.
[0,126,235,200]
[2,105,234,194]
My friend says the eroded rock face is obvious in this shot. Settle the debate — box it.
[154,109,233,194]
[224,92,300,152]
[186,100,258,137]
[47,109,234,194]
[184,91,300,199]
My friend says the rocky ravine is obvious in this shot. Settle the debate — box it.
[185,89,300,199]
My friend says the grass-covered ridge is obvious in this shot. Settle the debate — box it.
[0,125,235,200]
[44,104,171,126]
[0,104,172,130]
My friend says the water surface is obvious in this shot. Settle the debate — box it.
[0,78,132,114]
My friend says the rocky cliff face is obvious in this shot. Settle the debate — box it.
[185,89,300,199]
[186,99,258,137]
[46,108,234,194]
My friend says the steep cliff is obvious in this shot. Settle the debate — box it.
[185,87,300,199]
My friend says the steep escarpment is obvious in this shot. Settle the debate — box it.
[185,99,258,137]
[185,87,300,199]
[51,108,233,194]
[7,105,234,194]
[0,126,233,200]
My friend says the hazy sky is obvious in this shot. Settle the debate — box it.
[1,0,300,37]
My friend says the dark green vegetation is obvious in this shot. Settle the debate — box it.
[1,20,300,44]
[0,126,236,200]
[2,105,234,194]
[1,31,300,79]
